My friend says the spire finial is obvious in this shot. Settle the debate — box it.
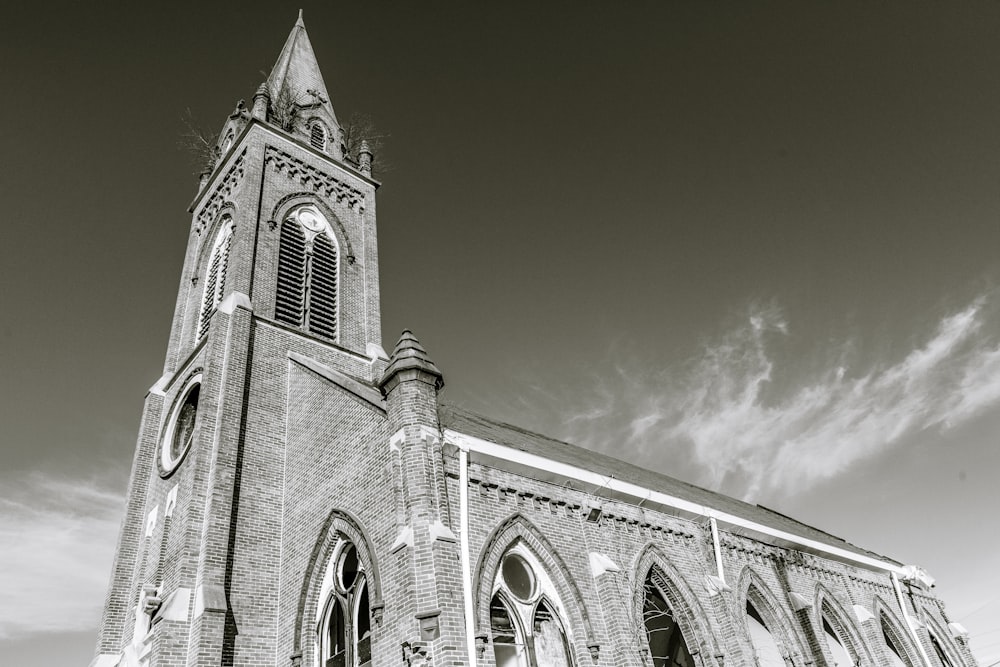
[296,9,305,27]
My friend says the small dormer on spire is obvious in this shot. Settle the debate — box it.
[266,10,341,157]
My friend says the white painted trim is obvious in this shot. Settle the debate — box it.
[710,517,725,582]
[164,485,178,518]
[589,552,621,577]
[892,571,934,667]
[444,429,907,575]
[459,448,477,667]
[217,291,252,315]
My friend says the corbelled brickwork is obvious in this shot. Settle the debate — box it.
[92,14,975,667]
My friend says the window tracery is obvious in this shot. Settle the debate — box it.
[275,204,339,341]
[490,548,573,667]
[318,541,371,667]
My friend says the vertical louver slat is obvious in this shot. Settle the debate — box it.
[275,220,307,327]
[310,123,326,151]
[308,234,338,339]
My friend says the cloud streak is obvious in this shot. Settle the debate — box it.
[0,472,123,639]
[546,294,1000,500]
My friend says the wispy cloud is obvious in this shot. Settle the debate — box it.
[538,294,1000,500]
[0,472,123,639]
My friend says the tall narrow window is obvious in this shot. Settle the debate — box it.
[310,122,327,151]
[274,205,339,341]
[319,541,370,667]
[882,622,910,667]
[745,602,785,667]
[643,570,695,667]
[928,631,953,667]
[491,548,573,667]
[199,220,234,339]
[822,617,854,667]
[275,219,307,326]
[491,593,527,667]
[309,233,338,338]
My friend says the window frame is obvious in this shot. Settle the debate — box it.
[317,540,371,667]
[490,545,574,667]
[198,217,234,340]
[274,204,341,343]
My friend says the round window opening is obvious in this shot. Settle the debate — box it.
[501,553,535,602]
[338,543,359,592]
[161,378,200,475]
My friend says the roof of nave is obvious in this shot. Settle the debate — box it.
[439,402,897,567]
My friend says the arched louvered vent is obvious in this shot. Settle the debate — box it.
[310,123,327,151]
[308,233,338,339]
[198,222,234,339]
[275,220,307,327]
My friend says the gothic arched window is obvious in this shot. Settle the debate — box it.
[319,541,371,667]
[310,122,328,151]
[275,205,339,341]
[198,219,234,339]
[928,630,953,667]
[643,570,696,667]
[822,616,854,667]
[490,549,573,667]
[882,619,910,667]
[745,601,785,667]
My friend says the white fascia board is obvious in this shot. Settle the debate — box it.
[444,429,905,576]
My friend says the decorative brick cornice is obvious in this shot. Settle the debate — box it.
[265,146,366,213]
[195,151,247,235]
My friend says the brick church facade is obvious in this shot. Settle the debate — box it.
[92,15,976,667]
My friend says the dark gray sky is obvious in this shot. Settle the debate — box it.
[2,2,1000,664]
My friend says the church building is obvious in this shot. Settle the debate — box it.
[92,14,976,667]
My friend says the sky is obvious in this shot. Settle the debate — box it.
[2,1,999,664]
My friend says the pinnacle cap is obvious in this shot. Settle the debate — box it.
[379,330,444,390]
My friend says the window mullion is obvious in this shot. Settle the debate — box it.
[302,241,316,331]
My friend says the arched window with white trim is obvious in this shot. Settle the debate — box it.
[198,218,234,339]
[317,541,371,667]
[745,601,785,667]
[490,548,573,667]
[275,204,339,341]
[643,569,696,667]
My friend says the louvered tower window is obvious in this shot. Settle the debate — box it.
[310,122,327,151]
[274,205,339,341]
[198,219,234,339]
[275,220,307,326]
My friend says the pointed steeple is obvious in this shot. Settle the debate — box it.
[267,10,339,127]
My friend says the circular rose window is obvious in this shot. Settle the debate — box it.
[501,553,536,602]
[160,375,201,476]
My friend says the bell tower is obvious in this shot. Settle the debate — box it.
[91,13,417,667]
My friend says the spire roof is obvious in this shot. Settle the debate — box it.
[266,11,338,126]
[379,330,445,391]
